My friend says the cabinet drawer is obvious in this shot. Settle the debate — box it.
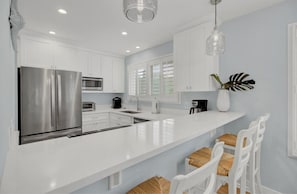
[82,121,109,133]
[83,113,109,122]
[110,113,133,125]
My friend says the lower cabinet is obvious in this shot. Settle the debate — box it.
[82,112,110,133]
[82,112,133,133]
[109,113,133,127]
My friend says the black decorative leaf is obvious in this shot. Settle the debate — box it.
[210,72,256,92]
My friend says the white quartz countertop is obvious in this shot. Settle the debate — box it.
[82,108,183,121]
[0,111,244,194]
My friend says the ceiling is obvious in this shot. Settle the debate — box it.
[18,0,284,56]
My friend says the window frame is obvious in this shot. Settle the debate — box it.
[288,23,297,158]
[127,54,180,104]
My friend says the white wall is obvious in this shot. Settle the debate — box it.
[0,0,15,177]
[220,0,297,193]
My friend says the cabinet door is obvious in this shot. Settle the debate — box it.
[20,37,53,69]
[189,24,218,91]
[101,56,113,92]
[174,32,190,92]
[77,50,89,76]
[88,53,101,78]
[112,58,125,93]
[53,44,80,72]
[189,26,208,91]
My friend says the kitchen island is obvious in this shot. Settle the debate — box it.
[0,111,244,194]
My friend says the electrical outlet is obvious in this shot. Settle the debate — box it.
[109,171,122,190]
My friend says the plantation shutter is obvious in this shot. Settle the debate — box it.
[137,68,147,96]
[128,69,137,96]
[162,58,175,95]
[151,62,161,95]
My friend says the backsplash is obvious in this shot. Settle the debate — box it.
[82,93,124,107]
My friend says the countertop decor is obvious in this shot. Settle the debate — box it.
[210,72,256,92]
[211,73,255,111]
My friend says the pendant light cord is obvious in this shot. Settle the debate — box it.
[215,1,217,28]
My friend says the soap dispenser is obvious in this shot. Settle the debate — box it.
[152,97,160,114]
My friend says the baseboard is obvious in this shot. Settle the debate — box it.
[262,186,282,194]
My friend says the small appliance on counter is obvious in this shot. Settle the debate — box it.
[189,99,208,114]
[112,97,122,109]
[151,97,160,114]
[82,102,96,112]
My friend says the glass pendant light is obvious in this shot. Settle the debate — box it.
[123,0,158,23]
[206,0,225,56]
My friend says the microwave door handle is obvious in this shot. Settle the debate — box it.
[50,73,56,129]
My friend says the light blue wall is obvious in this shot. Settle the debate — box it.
[0,0,15,177]
[125,42,217,111]
[220,0,297,193]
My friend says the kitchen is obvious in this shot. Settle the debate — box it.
[1,0,297,194]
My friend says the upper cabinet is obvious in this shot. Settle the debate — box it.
[101,56,125,93]
[174,22,219,92]
[19,36,54,69]
[18,34,125,93]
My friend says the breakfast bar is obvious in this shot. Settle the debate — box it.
[0,111,244,194]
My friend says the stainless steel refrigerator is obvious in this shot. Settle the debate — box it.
[19,67,82,144]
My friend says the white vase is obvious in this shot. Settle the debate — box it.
[217,89,230,112]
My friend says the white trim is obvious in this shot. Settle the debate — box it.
[19,30,125,59]
[262,186,282,194]
[288,23,297,158]
[127,54,173,67]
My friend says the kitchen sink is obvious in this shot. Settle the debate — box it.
[121,110,141,114]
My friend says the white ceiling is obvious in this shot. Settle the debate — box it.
[18,0,284,56]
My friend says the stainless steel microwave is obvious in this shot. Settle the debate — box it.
[82,77,103,91]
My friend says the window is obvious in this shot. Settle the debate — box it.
[128,64,148,97]
[288,23,297,158]
[128,55,179,103]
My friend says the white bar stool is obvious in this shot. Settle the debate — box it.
[216,114,270,194]
[185,124,257,194]
[126,142,224,194]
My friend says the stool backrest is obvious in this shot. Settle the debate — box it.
[169,142,224,194]
[229,125,257,182]
[254,113,270,152]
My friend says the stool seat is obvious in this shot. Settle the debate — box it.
[217,184,250,194]
[188,147,234,176]
[127,176,171,194]
[217,133,237,147]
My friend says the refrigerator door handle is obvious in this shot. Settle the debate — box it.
[57,74,62,123]
[50,73,56,129]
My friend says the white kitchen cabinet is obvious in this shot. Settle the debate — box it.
[19,36,54,69]
[101,56,113,92]
[86,53,101,78]
[19,35,125,93]
[174,22,219,92]
[53,44,81,72]
[82,112,110,133]
[112,58,125,93]
[109,113,133,127]
[101,56,125,93]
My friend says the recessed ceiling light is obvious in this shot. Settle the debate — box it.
[136,46,140,49]
[58,9,67,14]
[126,50,131,53]
[122,31,128,36]
[49,31,56,35]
